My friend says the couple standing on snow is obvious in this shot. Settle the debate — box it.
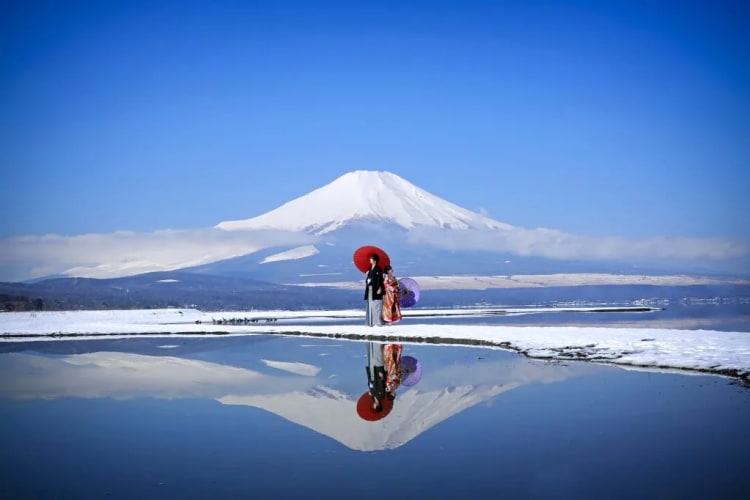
[365,342,403,414]
[363,253,404,415]
[363,253,402,327]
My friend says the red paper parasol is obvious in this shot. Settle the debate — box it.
[353,245,391,273]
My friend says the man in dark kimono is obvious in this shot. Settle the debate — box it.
[364,254,384,326]
[365,342,386,412]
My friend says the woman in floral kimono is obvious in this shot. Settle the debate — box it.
[383,343,403,398]
[381,265,403,324]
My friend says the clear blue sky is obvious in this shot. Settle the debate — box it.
[2,0,748,239]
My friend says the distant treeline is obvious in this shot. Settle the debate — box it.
[0,288,362,312]
[1,294,45,312]
[2,271,748,312]
[0,273,362,311]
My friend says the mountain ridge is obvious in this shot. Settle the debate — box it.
[216,170,512,235]
[7,170,743,283]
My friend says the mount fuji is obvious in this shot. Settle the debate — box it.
[187,170,627,283]
[216,170,512,235]
[12,169,735,285]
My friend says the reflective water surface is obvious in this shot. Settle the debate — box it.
[257,302,750,332]
[1,335,749,499]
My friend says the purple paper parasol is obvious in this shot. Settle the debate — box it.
[400,355,422,386]
[399,278,420,308]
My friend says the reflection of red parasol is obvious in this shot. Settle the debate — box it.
[356,391,394,421]
[353,245,391,273]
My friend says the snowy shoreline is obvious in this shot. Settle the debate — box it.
[1,308,749,385]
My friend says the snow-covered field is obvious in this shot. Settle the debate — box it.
[292,273,750,290]
[1,308,749,383]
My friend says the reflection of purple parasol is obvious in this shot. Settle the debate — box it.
[399,278,420,308]
[400,355,422,386]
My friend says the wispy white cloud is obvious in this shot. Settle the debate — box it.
[407,226,750,261]
[261,359,322,377]
[1,222,747,282]
[0,352,316,400]
[0,228,315,281]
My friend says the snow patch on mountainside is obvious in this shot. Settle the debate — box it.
[260,245,320,264]
[216,170,512,235]
[260,359,321,377]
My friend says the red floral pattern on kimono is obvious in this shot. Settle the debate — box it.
[381,274,403,324]
[383,344,403,395]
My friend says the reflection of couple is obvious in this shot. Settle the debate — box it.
[364,254,402,327]
[365,342,402,414]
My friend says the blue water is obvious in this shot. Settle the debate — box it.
[252,302,750,332]
[0,334,748,499]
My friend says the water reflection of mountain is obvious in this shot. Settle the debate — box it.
[219,359,585,451]
[0,346,591,451]
[220,385,515,451]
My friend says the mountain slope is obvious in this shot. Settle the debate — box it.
[218,384,513,451]
[0,271,357,310]
[216,170,512,235]
[15,170,734,283]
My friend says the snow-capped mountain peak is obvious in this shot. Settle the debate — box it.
[216,170,512,235]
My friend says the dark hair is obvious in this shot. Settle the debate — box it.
[383,265,392,273]
[370,254,380,263]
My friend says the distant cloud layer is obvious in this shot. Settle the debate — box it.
[0,224,747,282]
[406,226,750,262]
[0,229,314,281]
